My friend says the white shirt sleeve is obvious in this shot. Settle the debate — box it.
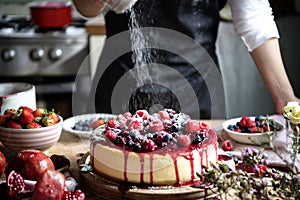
[228,0,280,52]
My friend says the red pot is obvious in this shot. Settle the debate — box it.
[30,1,72,28]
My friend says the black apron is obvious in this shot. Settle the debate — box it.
[92,0,226,119]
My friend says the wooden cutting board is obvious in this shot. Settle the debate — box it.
[79,153,217,200]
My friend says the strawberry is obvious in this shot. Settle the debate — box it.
[42,117,56,127]
[7,121,22,129]
[4,109,17,117]
[41,110,59,126]
[19,106,33,113]
[47,111,59,124]
[88,119,104,129]
[0,115,8,126]
[19,109,34,125]
[222,140,233,151]
[32,108,46,118]
[177,135,191,147]
[185,120,200,133]
[27,122,43,129]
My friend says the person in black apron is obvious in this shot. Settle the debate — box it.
[72,0,300,119]
[91,0,227,119]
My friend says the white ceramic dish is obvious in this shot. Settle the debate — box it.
[0,115,63,152]
[222,116,284,145]
[62,113,117,138]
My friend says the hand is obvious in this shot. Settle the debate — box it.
[102,0,137,13]
[274,97,300,114]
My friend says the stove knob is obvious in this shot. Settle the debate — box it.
[1,48,16,61]
[30,48,45,61]
[49,48,63,61]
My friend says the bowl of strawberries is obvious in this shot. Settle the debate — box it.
[0,106,63,152]
[222,116,284,145]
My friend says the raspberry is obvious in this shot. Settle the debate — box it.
[134,110,149,120]
[158,110,170,120]
[142,139,157,152]
[239,117,250,127]
[250,127,259,133]
[106,119,119,129]
[222,140,233,151]
[105,130,117,141]
[199,121,210,132]
[127,119,142,130]
[177,135,191,147]
[185,120,200,133]
[148,120,164,133]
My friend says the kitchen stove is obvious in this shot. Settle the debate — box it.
[0,15,90,118]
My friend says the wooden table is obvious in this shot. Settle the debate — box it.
[0,120,225,199]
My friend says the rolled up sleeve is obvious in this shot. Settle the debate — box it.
[228,0,279,52]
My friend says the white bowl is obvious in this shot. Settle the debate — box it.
[63,113,117,138]
[0,115,63,152]
[0,82,36,115]
[222,116,284,145]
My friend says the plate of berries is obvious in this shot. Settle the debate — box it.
[222,116,284,145]
[63,113,117,138]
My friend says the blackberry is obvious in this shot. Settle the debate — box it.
[171,123,180,132]
[114,136,125,145]
[133,143,142,152]
[192,134,204,144]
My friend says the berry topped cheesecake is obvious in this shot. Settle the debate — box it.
[90,109,218,186]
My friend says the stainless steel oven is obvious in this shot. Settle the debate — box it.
[0,16,90,118]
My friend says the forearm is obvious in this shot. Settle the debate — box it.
[250,38,297,113]
[72,0,105,18]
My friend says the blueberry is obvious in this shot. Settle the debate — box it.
[129,130,140,138]
[227,125,235,131]
[163,134,173,143]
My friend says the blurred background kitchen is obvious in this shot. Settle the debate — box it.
[0,0,299,119]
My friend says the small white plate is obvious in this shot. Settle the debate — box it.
[222,116,284,145]
[62,113,117,138]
